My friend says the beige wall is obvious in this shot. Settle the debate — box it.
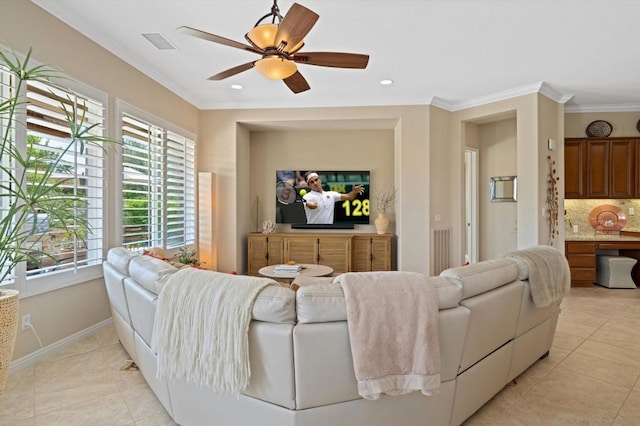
[453,93,564,263]
[13,279,110,359]
[479,118,518,260]
[428,106,454,273]
[538,95,565,247]
[1,0,199,361]
[249,129,394,235]
[197,108,432,274]
[565,112,640,138]
[200,94,564,274]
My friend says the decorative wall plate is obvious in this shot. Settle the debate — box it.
[588,204,627,232]
[585,120,613,137]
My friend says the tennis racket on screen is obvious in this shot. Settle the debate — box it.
[276,181,306,205]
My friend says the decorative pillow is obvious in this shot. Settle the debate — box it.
[142,249,186,269]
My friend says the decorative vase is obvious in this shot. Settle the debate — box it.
[0,289,19,395]
[374,212,389,235]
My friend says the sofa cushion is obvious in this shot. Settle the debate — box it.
[124,277,158,347]
[296,275,463,323]
[253,285,296,323]
[440,259,518,300]
[107,247,138,275]
[128,255,179,295]
[103,262,133,326]
[296,283,347,323]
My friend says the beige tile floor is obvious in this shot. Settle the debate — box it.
[1,286,639,425]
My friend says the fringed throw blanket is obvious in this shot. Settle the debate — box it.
[335,271,441,400]
[501,245,571,308]
[151,268,272,395]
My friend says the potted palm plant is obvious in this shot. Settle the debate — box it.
[0,47,113,393]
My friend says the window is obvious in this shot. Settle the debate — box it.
[120,110,195,251]
[0,61,107,295]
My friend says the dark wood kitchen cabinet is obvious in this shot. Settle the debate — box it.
[565,241,597,287]
[564,139,586,198]
[636,140,640,198]
[565,138,636,199]
[609,139,635,198]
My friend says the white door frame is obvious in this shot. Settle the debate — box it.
[465,148,479,264]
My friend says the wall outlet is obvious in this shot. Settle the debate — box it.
[21,314,31,331]
[630,207,635,216]
[572,224,579,234]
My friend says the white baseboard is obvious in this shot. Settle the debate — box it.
[9,318,114,374]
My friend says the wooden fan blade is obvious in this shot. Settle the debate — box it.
[275,3,319,52]
[208,62,255,80]
[178,26,262,54]
[283,71,310,94]
[293,52,369,69]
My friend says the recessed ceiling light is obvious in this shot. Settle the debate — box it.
[231,84,243,90]
[380,79,393,85]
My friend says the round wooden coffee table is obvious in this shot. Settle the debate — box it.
[258,263,334,283]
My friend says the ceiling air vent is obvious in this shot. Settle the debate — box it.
[142,33,176,50]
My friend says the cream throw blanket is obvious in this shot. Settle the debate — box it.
[501,245,571,308]
[151,268,272,395]
[335,271,441,400]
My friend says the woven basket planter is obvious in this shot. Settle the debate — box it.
[0,289,19,395]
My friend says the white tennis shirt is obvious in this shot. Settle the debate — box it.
[302,190,341,224]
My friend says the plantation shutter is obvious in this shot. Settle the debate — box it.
[1,67,106,285]
[0,63,14,284]
[166,131,196,248]
[24,80,106,276]
[121,112,195,250]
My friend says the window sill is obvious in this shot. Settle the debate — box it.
[21,264,104,299]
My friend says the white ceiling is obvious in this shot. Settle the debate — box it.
[32,0,640,112]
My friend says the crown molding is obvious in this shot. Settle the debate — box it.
[564,103,640,113]
[538,82,574,104]
[428,81,574,112]
[450,82,542,111]
[429,96,455,111]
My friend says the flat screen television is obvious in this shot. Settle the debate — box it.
[275,170,370,229]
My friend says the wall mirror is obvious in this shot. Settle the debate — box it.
[490,176,517,202]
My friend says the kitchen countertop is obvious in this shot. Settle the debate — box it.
[566,229,640,242]
[566,235,640,241]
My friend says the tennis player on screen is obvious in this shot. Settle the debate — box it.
[302,172,365,224]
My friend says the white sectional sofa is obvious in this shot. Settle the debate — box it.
[103,246,565,426]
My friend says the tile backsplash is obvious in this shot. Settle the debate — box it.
[564,199,640,236]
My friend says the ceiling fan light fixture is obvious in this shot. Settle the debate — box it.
[254,56,297,80]
[246,23,278,49]
[246,23,304,53]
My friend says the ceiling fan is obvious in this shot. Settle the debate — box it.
[177,0,369,94]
